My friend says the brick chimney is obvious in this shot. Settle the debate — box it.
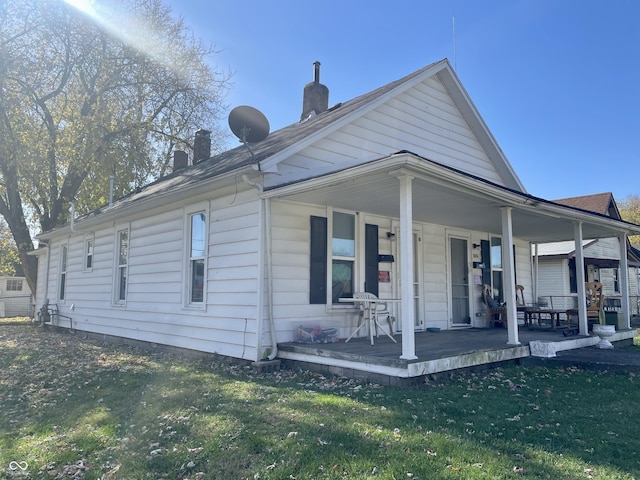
[300,61,329,121]
[193,128,211,164]
[173,150,188,172]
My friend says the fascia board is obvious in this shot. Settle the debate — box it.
[437,67,526,193]
[37,166,256,240]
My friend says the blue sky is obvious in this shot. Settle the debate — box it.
[165,0,640,202]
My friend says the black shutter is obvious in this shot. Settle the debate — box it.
[309,216,327,304]
[364,224,379,296]
[481,239,491,285]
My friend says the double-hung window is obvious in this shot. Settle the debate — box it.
[310,210,358,305]
[84,236,94,271]
[59,244,68,301]
[188,212,206,304]
[115,228,128,303]
[331,212,355,304]
[490,236,504,301]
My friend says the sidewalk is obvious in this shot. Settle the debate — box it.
[526,337,640,372]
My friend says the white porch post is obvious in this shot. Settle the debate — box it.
[501,207,519,345]
[619,233,631,329]
[398,175,417,360]
[574,222,588,335]
[533,243,539,304]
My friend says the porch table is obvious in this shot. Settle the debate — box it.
[523,306,565,330]
[339,297,400,345]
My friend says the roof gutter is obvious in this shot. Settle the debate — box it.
[38,166,256,240]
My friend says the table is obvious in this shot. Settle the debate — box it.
[523,307,565,330]
[339,297,400,345]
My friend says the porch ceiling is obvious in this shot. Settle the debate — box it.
[267,153,640,243]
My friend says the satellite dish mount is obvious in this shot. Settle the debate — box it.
[228,105,270,162]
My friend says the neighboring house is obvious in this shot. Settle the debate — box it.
[32,59,640,378]
[0,264,33,317]
[534,193,640,316]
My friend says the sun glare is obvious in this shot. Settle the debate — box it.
[64,0,97,18]
[62,0,178,77]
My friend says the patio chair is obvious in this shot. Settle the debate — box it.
[352,292,394,337]
[482,284,506,328]
[566,281,605,329]
[515,284,525,307]
[515,284,526,324]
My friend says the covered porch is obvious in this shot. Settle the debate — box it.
[278,326,638,384]
[262,151,640,371]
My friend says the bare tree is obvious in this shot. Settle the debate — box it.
[0,0,230,294]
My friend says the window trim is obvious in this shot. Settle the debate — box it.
[6,279,23,291]
[330,210,356,305]
[84,235,94,272]
[113,226,129,305]
[59,243,68,302]
[183,203,209,309]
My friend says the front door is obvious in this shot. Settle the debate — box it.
[450,236,471,325]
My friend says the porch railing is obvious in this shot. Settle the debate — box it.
[535,295,640,317]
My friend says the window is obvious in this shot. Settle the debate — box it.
[115,229,128,303]
[6,279,22,291]
[84,237,94,271]
[613,268,620,293]
[490,236,503,302]
[331,212,355,304]
[310,211,363,305]
[59,245,67,301]
[188,212,206,304]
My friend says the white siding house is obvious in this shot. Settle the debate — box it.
[534,193,640,316]
[34,59,640,378]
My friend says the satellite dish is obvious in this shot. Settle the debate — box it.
[228,105,270,143]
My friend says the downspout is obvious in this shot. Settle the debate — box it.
[242,174,278,360]
[43,241,51,304]
[69,203,76,232]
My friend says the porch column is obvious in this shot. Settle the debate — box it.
[398,175,417,360]
[619,232,631,329]
[574,222,588,335]
[533,243,539,304]
[501,207,519,345]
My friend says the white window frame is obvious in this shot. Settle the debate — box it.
[113,226,129,305]
[6,278,23,291]
[84,235,94,272]
[183,203,208,309]
[327,208,358,306]
[59,243,68,302]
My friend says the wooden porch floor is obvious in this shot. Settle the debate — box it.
[276,326,635,384]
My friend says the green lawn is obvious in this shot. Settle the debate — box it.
[1,318,640,479]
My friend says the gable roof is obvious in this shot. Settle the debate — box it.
[39,58,528,236]
[554,192,622,219]
[257,59,525,191]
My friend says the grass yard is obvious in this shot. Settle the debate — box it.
[2,318,640,479]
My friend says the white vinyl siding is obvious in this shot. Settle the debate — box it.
[268,76,502,188]
[37,188,262,361]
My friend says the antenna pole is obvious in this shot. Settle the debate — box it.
[452,0,457,71]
